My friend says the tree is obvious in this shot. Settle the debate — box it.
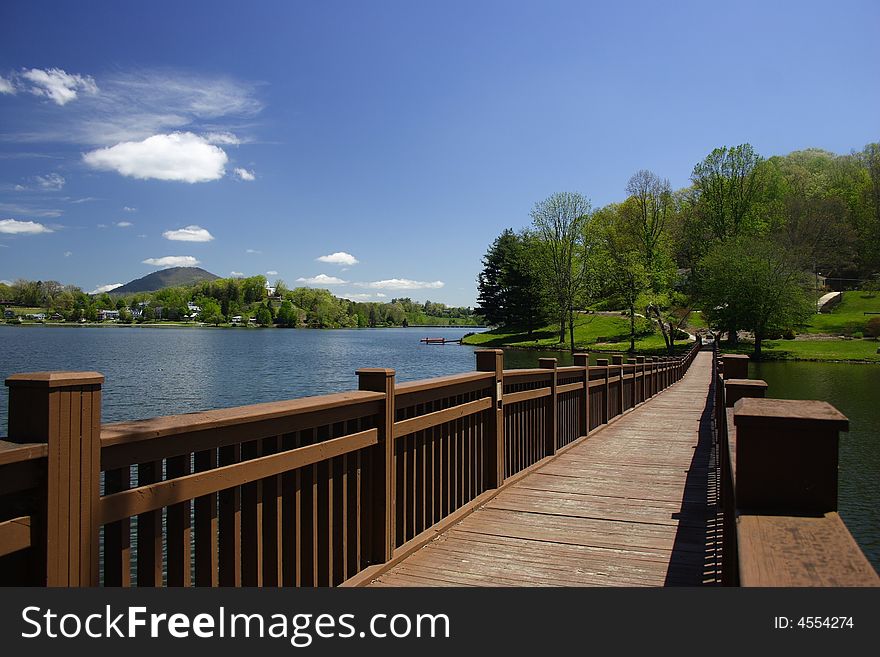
[698,236,813,358]
[475,229,548,333]
[255,305,273,326]
[691,144,766,242]
[198,298,224,325]
[530,192,592,349]
[624,170,672,273]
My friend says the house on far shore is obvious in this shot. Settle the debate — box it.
[97,309,120,321]
[231,315,243,325]
[187,301,201,314]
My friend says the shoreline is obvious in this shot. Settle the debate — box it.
[1,322,487,331]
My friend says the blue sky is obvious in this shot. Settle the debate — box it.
[0,0,878,306]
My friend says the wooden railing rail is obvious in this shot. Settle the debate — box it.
[1,340,701,587]
[714,347,879,587]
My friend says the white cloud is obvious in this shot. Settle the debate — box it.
[296,274,348,286]
[64,251,72,257]
[266,270,278,276]
[0,202,61,218]
[340,292,390,301]
[230,271,244,277]
[115,221,133,228]
[90,283,123,294]
[233,167,255,181]
[22,67,98,106]
[123,206,137,212]
[163,225,214,242]
[0,76,15,95]
[317,251,358,266]
[97,223,107,228]
[142,255,200,267]
[35,173,65,190]
[83,132,228,183]
[14,184,26,191]
[205,131,241,145]
[246,248,261,254]
[355,278,445,290]
[137,234,147,238]
[0,218,54,234]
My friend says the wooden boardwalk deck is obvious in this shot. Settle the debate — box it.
[368,350,721,587]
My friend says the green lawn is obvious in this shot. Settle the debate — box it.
[722,338,880,362]
[462,313,692,355]
[803,292,880,335]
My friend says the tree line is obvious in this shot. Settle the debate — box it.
[477,141,880,357]
[0,275,484,329]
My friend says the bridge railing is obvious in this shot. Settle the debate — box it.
[714,348,879,586]
[0,341,700,587]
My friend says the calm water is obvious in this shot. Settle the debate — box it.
[751,360,880,572]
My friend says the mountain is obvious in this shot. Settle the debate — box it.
[111,267,221,294]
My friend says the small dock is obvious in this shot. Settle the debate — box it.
[420,337,462,344]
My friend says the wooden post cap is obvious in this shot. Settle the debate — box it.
[721,354,750,379]
[6,371,104,388]
[733,398,848,432]
[635,356,645,363]
[355,368,395,378]
[538,357,557,368]
[611,354,624,365]
[595,358,609,366]
[572,353,590,365]
[724,379,768,407]
[733,398,848,514]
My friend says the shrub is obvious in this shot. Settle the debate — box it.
[852,331,864,339]
[866,317,880,338]
[782,328,796,340]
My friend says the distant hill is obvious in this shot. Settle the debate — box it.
[112,267,220,294]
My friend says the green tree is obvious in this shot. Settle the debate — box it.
[198,298,224,325]
[255,305,273,326]
[698,236,813,358]
[530,192,592,349]
[690,144,766,242]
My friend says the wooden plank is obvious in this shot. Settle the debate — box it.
[0,516,31,557]
[738,513,880,587]
[166,454,192,586]
[102,467,130,586]
[101,392,384,469]
[393,397,491,439]
[136,460,163,586]
[194,448,219,586]
[504,387,551,405]
[101,428,378,524]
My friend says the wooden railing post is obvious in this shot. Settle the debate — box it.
[475,349,504,489]
[573,353,590,438]
[5,371,104,587]
[539,358,557,455]
[596,358,610,423]
[722,354,750,380]
[357,368,396,564]
[733,398,847,514]
[620,358,638,408]
[635,356,646,404]
[611,355,624,416]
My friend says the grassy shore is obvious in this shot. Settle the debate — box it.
[462,313,693,355]
[721,338,880,363]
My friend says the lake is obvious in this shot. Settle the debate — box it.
[751,360,880,572]
[1,326,876,573]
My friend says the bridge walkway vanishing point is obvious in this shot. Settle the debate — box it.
[369,350,720,587]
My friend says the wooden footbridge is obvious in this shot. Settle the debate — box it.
[0,342,876,587]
